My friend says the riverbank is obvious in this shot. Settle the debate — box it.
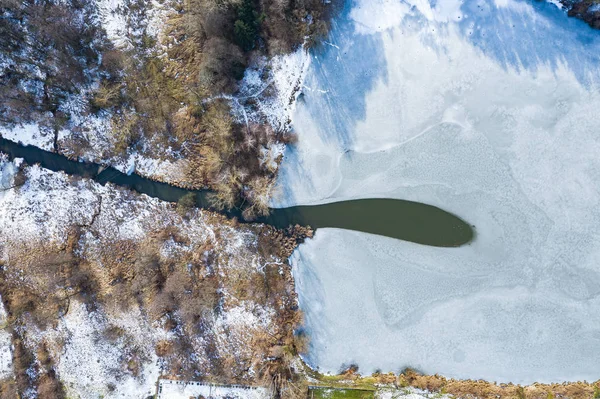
[553,0,600,28]
[306,368,600,399]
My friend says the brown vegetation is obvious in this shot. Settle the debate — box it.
[564,0,600,29]
[88,0,336,216]
[1,0,337,217]
[319,367,600,399]
[0,378,18,399]
[399,367,600,399]
[0,199,308,396]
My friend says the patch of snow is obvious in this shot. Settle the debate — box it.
[117,151,184,183]
[125,157,136,175]
[96,0,130,47]
[430,0,465,22]
[269,49,311,131]
[350,0,465,34]
[546,0,565,10]
[589,3,600,13]
[0,298,13,380]
[0,155,18,192]
[260,143,286,172]
[96,0,171,50]
[239,48,311,133]
[147,0,173,42]
[376,387,452,399]
[157,380,271,399]
[49,302,159,399]
[0,123,54,151]
[0,331,12,381]
[0,165,100,243]
[350,0,410,34]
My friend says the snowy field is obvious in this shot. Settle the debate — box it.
[276,0,600,384]
[157,380,270,399]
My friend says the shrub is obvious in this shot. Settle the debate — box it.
[177,192,197,217]
[12,335,36,396]
[0,378,17,399]
[37,371,66,399]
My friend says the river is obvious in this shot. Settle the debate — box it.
[0,137,472,246]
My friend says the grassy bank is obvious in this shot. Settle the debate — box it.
[302,364,600,399]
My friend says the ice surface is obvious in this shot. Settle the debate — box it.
[277,0,600,384]
[0,154,18,192]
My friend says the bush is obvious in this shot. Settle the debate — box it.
[176,192,197,217]
[0,378,17,399]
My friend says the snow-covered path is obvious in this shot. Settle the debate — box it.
[276,0,600,384]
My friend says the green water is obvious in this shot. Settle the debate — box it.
[0,137,474,247]
[262,199,473,247]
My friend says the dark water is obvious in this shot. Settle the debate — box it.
[0,137,473,247]
[260,199,473,247]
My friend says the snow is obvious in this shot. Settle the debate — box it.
[350,0,410,34]
[0,159,173,394]
[0,165,100,243]
[0,123,54,151]
[36,302,161,399]
[546,0,564,10]
[375,387,451,399]
[96,0,174,49]
[260,143,286,172]
[96,0,135,48]
[157,380,271,399]
[213,302,275,362]
[239,48,311,133]
[349,0,465,31]
[277,0,600,385]
[0,331,11,381]
[118,150,185,183]
[0,298,13,380]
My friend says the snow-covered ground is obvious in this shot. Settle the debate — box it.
[375,387,450,399]
[25,302,163,399]
[0,298,13,381]
[278,0,600,384]
[157,380,270,399]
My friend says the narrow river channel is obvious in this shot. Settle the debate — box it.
[0,137,473,246]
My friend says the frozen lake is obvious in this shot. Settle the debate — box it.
[275,0,600,384]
